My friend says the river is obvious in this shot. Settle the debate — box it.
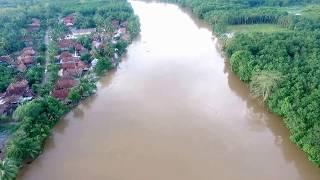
[18,1,320,180]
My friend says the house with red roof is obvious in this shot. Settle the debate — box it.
[0,79,33,115]
[52,77,77,100]
[52,88,70,100]
[58,39,75,51]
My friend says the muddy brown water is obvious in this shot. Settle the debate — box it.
[19,1,320,180]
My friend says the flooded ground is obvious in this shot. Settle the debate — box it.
[19,1,320,180]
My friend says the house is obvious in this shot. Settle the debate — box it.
[22,47,36,56]
[59,51,73,60]
[60,56,76,64]
[6,79,32,97]
[66,28,96,39]
[74,43,85,52]
[73,43,88,56]
[52,76,78,100]
[0,95,21,115]
[28,18,41,31]
[55,77,76,89]
[58,39,75,51]
[61,56,82,64]
[63,68,83,77]
[52,88,70,100]
[16,47,37,69]
[71,28,96,36]
[0,56,14,65]
[17,55,34,65]
[0,79,33,115]
[64,15,75,27]
[61,60,87,77]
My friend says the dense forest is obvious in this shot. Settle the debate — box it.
[0,0,140,179]
[167,0,320,166]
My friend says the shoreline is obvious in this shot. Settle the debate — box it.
[162,0,320,167]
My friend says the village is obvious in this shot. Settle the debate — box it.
[0,14,131,116]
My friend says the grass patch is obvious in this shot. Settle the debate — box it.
[227,24,288,33]
[301,5,320,19]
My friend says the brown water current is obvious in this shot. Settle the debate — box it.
[19,1,320,180]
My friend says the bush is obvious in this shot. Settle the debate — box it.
[95,58,112,75]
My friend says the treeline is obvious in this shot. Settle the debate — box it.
[166,0,320,166]
[225,31,320,165]
[168,0,320,33]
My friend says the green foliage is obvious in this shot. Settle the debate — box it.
[2,96,67,179]
[250,70,283,101]
[127,16,140,39]
[0,64,15,93]
[68,76,97,103]
[95,58,112,75]
[68,88,81,103]
[0,159,18,180]
[78,36,92,50]
[26,65,45,85]
[225,31,320,166]
[36,56,46,65]
[230,50,253,81]
[114,40,128,55]
[80,53,91,63]
[38,44,47,53]
[169,0,320,34]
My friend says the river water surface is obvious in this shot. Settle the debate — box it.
[19,1,320,180]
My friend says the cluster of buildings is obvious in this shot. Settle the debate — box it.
[51,15,132,101]
[0,17,42,115]
[52,15,92,100]
[0,47,38,115]
[24,18,41,46]
[16,47,37,72]
[0,79,33,115]
[0,47,37,72]
[52,40,89,100]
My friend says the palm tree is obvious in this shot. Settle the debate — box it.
[0,159,19,180]
[250,70,283,101]
[5,135,41,161]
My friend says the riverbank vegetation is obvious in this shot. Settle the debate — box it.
[0,0,140,179]
[167,0,320,166]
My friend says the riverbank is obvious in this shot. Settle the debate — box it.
[165,0,320,166]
